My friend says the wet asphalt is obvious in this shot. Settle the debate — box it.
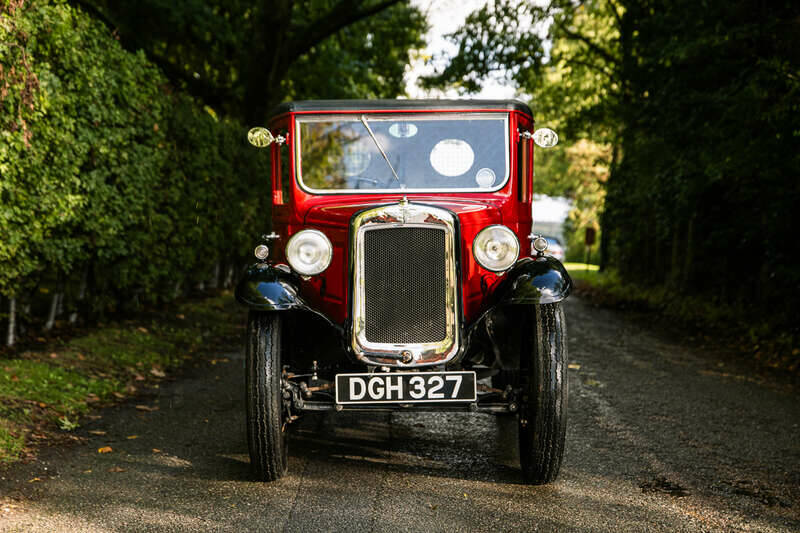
[1,297,799,532]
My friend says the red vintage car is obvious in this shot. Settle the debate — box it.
[236,99,571,484]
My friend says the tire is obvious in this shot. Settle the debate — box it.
[245,312,288,481]
[518,303,568,485]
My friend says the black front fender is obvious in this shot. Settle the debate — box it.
[491,256,572,306]
[235,263,304,311]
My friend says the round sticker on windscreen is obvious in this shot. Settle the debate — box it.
[430,139,475,177]
[475,168,496,188]
[389,122,418,138]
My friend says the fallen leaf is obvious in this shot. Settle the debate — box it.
[77,353,86,361]
[134,374,146,381]
[88,430,107,436]
[584,378,601,386]
[28,477,42,483]
[135,405,159,412]
[83,469,92,474]
[10,375,19,382]
[36,337,46,342]
[108,466,126,473]
[152,448,161,453]
[150,367,166,378]
[97,446,113,453]
[126,435,138,440]
[37,402,47,408]
[568,363,581,370]
[176,314,185,319]
[137,327,149,334]
[113,392,125,399]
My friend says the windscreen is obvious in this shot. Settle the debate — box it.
[296,114,509,192]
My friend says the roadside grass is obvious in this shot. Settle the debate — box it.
[0,292,244,464]
[564,263,798,373]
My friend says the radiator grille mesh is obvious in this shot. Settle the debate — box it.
[363,227,448,344]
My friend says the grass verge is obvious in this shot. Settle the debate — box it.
[565,263,798,373]
[0,292,243,464]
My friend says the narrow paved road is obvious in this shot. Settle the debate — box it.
[2,297,799,532]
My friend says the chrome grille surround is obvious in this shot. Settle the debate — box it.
[351,202,459,367]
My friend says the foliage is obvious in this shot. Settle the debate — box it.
[422,0,617,257]
[285,3,426,101]
[76,0,427,122]
[428,0,799,362]
[603,0,800,325]
[419,0,544,95]
[1,0,269,321]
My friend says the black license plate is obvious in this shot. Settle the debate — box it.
[335,371,476,405]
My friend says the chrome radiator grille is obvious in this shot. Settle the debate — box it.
[351,201,460,367]
[363,227,448,344]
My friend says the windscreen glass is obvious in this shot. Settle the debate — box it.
[296,114,509,192]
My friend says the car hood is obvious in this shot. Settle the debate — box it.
[304,197,503,229]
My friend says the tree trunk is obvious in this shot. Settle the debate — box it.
[45,291,60,331]
[208,262,220,289]
[224,264,235,289]
[7,298,16,347]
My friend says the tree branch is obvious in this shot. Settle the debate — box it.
[67,0,232,109]
[556,23,618,67]
[290,0,402,61]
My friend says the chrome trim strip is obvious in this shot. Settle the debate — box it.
[294,112,511,194]
[351,202,460,367]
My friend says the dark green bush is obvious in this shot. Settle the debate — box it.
[1,0,268,328]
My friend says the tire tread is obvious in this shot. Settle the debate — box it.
[519,303,568,484]
[245,312,287,481]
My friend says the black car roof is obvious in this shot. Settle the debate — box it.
[269,99,532,118]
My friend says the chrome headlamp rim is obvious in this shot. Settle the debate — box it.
[285,229,333,276]
[472,224,520,272]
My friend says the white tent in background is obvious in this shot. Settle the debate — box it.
[532,194,572,244]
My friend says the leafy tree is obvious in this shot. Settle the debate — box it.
[432,0,800,342]
[421,0,620,259]
[1,0,268,336]
[71,0,427,123]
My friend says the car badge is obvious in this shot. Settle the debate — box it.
[399,196,409,223]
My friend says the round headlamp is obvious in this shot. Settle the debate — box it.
[473,225,520,272]
[285,230,333,276]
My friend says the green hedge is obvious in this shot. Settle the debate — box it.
[0,0,268,330]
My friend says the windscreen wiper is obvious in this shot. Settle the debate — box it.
[360,115,400,183]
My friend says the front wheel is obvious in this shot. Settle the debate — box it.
[245,312,288,481]
[518,303,568,484]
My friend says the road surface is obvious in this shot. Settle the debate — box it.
[2,297,798,532]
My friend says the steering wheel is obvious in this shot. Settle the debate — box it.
[353,176,379,189]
